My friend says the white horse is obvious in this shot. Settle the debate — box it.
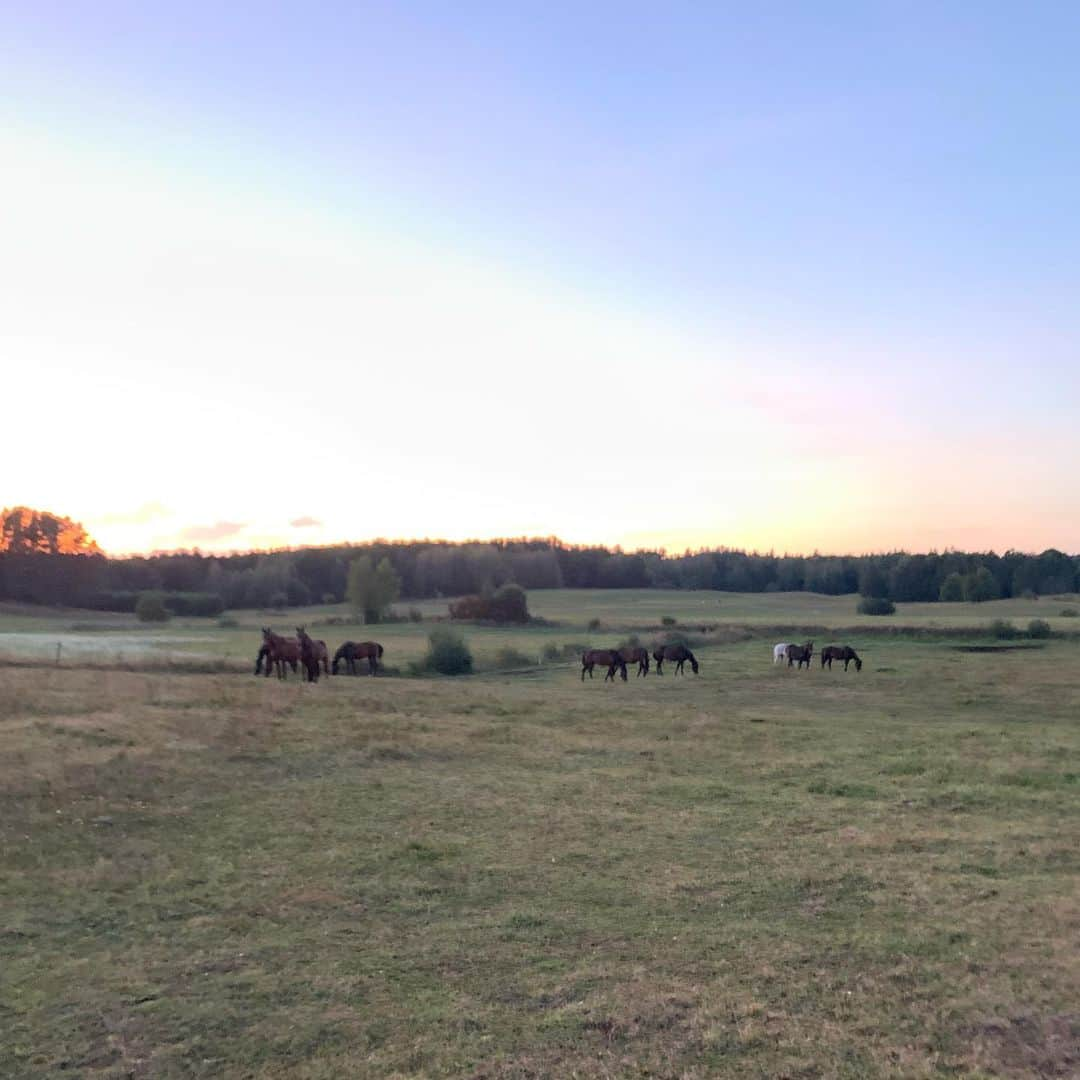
[773,642,793,664]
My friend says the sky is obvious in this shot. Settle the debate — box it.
[3,3,1079,556]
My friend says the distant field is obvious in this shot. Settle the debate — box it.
[2,627,1078,1077]
[2,589,1078,673]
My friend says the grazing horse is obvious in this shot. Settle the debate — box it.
[787,641,814,669]
[821,644,862,672]
[581,649,627,682]
[773,643,793,665]
[332,641,384,675]
[653,644,699,676]
[295,626,322,683]
[261,628,300,679]
[618,645,650,677]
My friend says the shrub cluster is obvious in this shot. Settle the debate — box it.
[420,627,473,675]
[448,584,529,624]
[857,596,896,616]
[135,591,170,623]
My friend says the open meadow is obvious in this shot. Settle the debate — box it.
[2,592,1079,1077]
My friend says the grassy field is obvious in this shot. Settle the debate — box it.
[2,593,1079,1076]
[3,588,1080,673]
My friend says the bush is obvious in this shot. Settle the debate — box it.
[939,572,965,602]
[493,646,533,669]
[857,596,896,615]
[1060,608,1079,618]
[448,585,530,624]
[408,607,424,623]
[990,619,1019,640]
[448,594,490,620]
[587,617,602,632]
[541,642,561,662]
[661,615,677,627]
[965,566,1000,603]
[135,591,170,623]
[421,627,473,675]
[490,583,529,624]
[269,592,288,611]
[1027,618,1052,639]
[216,615,239,628]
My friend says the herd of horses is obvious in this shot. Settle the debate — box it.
[581,643,699,681]
[257,627,384,682]
[772,641,863,671]
[255,628,862,685]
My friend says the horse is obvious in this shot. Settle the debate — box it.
[821,644,862,672]
[618,645,650,677]
[653,644,699,676]
[787,641,814,669]
[261,628,300,679]
[332,641,384,675]
[773,643,793,665]
[581,649,627,682]
[295,626,322,683]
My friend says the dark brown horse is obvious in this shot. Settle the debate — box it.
[332,641,384,675]
[618,645,650,677]
[787,641,814,669]
[581,649,627,682]
[652,644,699,676]
[821,644,862,672]
[261,628,300,679]
[295,626,322,683]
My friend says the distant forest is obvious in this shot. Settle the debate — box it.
[2,509,1078,613]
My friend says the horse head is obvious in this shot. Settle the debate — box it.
[690,655,700,674]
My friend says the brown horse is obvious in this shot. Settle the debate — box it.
[261,628,300,679]
[295,626,322,683]
[581,649,627,682]
[618,645,650,676]
[787,641,814,669]
[652,644,699,676]
[821,644,862,672]
[332,641,384,675]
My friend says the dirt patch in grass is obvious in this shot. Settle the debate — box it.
[969,1012,1080,1077]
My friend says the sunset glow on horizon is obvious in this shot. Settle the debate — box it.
[4,5,1080,558]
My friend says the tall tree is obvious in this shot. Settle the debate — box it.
[0,507,101,555]
[347,555,401,623]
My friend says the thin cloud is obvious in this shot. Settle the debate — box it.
[289,516,323,528]
[178,520,247,542]
[98,502,171,526]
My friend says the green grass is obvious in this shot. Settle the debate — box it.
[1,595,1079,1076]
[3,588,1080,676]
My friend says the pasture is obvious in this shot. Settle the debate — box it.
[2,592,1079,1077]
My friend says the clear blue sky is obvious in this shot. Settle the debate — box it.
[4,3,1079,553]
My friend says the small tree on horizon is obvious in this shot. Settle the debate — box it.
[346,555,401,623]
[939,572,965,602]
[964,566,1000,603]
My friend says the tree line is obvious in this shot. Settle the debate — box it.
[2,508,1077,612]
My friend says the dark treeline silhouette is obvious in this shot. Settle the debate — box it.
[2,535,1079,612]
